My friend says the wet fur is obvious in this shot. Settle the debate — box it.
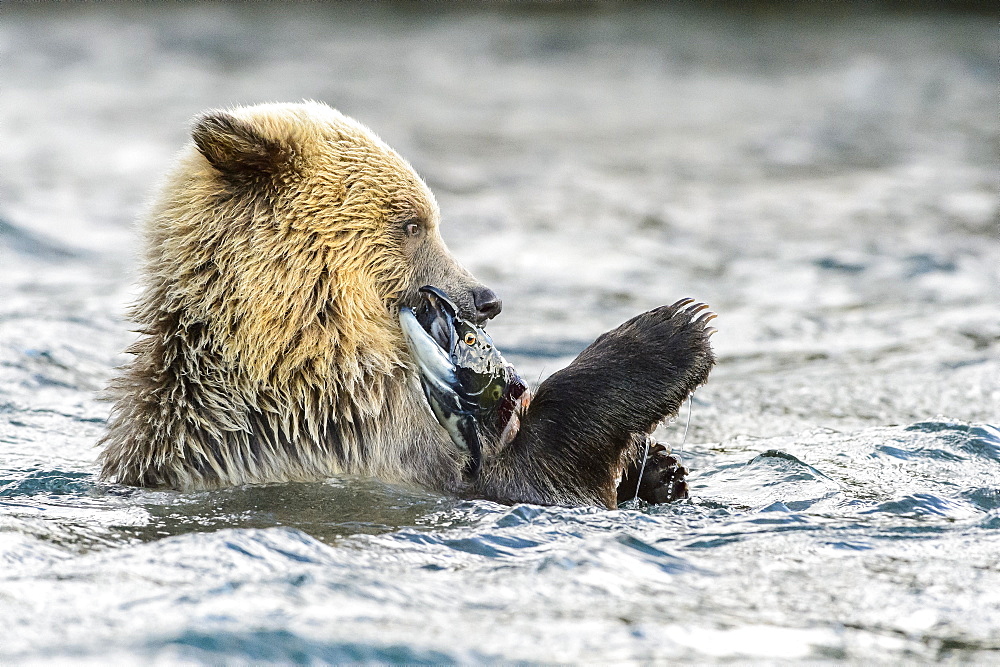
[100,101,715,508]
[475,301,715,507]
[100,102,478,492]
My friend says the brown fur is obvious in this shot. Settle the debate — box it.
[477,300,716,507]
[100,102,485,492]
[100,101,716,509]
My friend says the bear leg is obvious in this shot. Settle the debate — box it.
[482,299,714,508]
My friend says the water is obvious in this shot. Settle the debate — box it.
[1,3,998,663]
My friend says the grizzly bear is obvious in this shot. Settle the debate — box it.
[99,101,715,508]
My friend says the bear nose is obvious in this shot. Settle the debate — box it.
[473,286,502,321]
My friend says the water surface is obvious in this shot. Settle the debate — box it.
[1,3,998,663]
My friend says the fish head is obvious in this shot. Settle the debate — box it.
[400,285,528,476]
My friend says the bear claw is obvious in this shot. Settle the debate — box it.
[617,438,691,505]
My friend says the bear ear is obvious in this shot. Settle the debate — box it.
[191,111,290,176]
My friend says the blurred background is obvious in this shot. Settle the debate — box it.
[1,2,998,663]
[2,1,996,439]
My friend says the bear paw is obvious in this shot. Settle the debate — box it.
[617,438,689,505]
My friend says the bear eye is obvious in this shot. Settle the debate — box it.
[464,332,477,346]
[404,221,422,237]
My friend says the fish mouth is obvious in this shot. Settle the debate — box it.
[400,286,485,476]
[412,286,460,351]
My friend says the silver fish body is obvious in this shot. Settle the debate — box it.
[400,286,528,477]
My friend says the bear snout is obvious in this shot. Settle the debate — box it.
[473,286,502,322]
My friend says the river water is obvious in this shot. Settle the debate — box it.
[1,3,998,663]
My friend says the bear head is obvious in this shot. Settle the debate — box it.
[143,101,500,392]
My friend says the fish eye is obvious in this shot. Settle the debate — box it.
[464,332,477,346]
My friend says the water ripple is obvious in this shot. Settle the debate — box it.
[1,3,998,662]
